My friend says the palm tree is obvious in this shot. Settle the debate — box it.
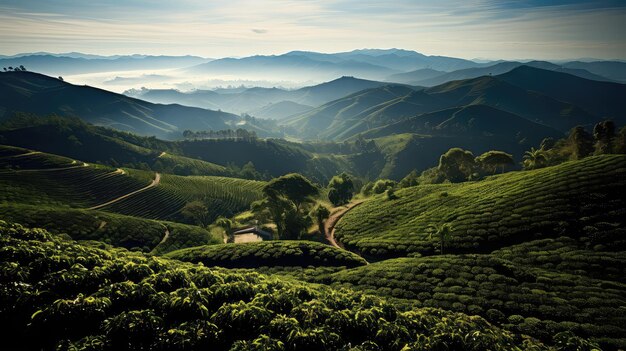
[523,147,547,170]
[427,223,452,255]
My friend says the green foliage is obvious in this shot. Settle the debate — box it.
[593,121,616,155]
[438,147,476,183]
[335,155,626,259]
[476,151,514,175]
[372,179,397,194]
[180,201,210,227]
[327,173,355,206]
[312,205,330,234]
[0,203,221,254]
[0,220,555,351]
[255,173,319,240]
[166,241,368,268]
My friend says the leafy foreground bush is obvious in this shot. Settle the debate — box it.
[0,220,598,351]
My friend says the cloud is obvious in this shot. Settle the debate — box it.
[0,0,624,60]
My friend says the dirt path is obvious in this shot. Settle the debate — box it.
[158,225,170,245]
[0,162,89,173]
[158,151,167,158]
[324,200,365,249]
[87,172,161,210]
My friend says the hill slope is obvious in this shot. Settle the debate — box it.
[0,71,240,138]
[335,155,626,258]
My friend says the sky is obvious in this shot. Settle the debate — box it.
[0,0,624,60]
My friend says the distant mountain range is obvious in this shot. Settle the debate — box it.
[284,66,625,141]
[388,60,621,86]
[0,55,209,76]
[126,76,390,116]
[0,71,240,139]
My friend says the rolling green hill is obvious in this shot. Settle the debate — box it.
[335,155,626,259]
[499,65,626,123]
[0,71,240,139]
[0,220,587,351]
[0,203,221,254]
[326,249,626,348]
[101,174,265,223]
[0,117,229,176]
[0,145,265,225]
[166,241,368,268]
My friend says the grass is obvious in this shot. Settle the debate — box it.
[335,155,626,259]
[165,241,368,268]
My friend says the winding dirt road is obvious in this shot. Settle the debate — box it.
[88,172,161,210]
[324,200,365,249]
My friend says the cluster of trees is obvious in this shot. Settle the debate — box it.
[523,120,626,170]
[183,129,258,141]
[327,173,354,206]
[0,220,595,351]
[251,173,320,240]
[2,65,26,72]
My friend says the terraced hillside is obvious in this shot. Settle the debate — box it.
[326,247,626,348]
[0,220,586,351]
[165,241,368,268]
[101,174,265,223]
[0,203,221,254]
[0,145,264,224]
[335,155,626,259]
[0,147,152,208]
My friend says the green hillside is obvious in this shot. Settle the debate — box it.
[0,145,265,226]
[335,155,626,258]
[0,117,229,176]
[101,174,265,223]
[327,249,626,348]
[0,203,221,254]
[165,241,368,268]
[0,220,587,351]
[0,71,242,139]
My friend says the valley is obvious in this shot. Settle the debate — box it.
[1,47,625,351]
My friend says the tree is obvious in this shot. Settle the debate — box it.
[256,173,319,239]
[263,173,318,212]
[567,126,594,160]
[438,148,476,182]
[593,120,616,155]
[312,205,330,235]
[19,65,25,71]
[58,76,64,81]
[427,223,453,255]
[327,173,354,206]
[180,201,210,227]
[399,170,419,188]
[615,126,626,154]
[215,217,233,243]
[522,147,547,170]
[476,151,514,174]
[372,179,396,194]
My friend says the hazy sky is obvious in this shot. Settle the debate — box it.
[0,0,624,60]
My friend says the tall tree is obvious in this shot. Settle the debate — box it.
[476,151,514,174]
[255,173,319,239]
[312,205,330,235]
[593,120,616,155]
[438,148,476,182]
[567,126,594,160]
[523,147,548,170]
[327,173,354,206]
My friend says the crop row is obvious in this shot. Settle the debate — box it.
[165,241,368,268]
[0,220,576,351]
[335,155,626,258]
